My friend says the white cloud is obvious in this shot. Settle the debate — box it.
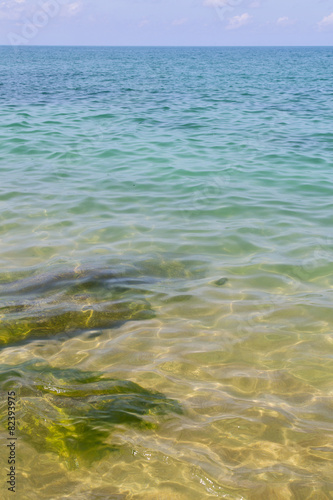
[204,0,261,7]
[204,0,229,6]
[226,12,251,30]
[61,1,82,18]
[0,0,26,20]
[139,19,149,28]
[318,12,333,30]
[276,16,294,27]
[0,0,82,21]
[172,18,187,26]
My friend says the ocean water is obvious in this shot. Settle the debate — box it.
[0,46,332,499]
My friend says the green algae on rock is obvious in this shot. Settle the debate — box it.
[0,299,154,346]
[0,266,157,347]
[0,361,182,469]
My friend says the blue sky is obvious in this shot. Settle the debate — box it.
[0,0,333,46]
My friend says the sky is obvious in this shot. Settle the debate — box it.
[0,0,333,46]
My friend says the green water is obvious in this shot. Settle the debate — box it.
[0,46,332,499]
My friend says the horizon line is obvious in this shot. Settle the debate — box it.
[1,44,332,48]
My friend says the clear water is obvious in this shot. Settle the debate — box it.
[0,46,332,499]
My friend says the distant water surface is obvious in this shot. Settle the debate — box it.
[0,47,332,499]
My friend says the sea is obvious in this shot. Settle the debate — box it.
[0,46,332,500]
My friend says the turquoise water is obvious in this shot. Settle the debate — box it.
[0,46,333,499]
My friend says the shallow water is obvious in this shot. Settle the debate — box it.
[0,46,333,499]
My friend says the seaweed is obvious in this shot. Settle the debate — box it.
[0,266,156,347]
[0,299,154,346]
[0,361,182,469]
[0,261,188,467]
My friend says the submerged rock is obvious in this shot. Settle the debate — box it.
[0,299,154,346]
[0,258,199,347]
[0,265,156,347]
[214,277,229,286]
[0,361,182,469]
